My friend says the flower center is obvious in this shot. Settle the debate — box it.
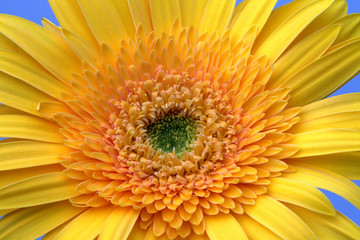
[146,112,197,155]
[56,22,301,239]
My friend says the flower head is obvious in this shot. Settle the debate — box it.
[0,0,360,239]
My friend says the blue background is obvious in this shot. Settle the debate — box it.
[0,0,359,238]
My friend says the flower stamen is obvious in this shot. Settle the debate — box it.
[146,112,197,155]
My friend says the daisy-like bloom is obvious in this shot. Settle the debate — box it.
[1,0,360,239]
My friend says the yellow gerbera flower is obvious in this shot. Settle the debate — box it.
[0,0,360,239]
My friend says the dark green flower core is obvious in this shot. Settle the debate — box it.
[146,112,197,155]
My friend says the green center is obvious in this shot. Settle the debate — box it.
[146,113,197,155]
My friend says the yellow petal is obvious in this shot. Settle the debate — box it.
[48,0,99,49]
[198,0,236,35]
[0,172,80,209]
[267,177,335,215]
[127,221,147,240]
[325,36,360,55]
[284,39,360,107]
[290,128,360,158]
[244,195,316,240]
[54,207,114,240]
[0,50,72,100]
[61,28,100,65]
[0,165,64,188]
[0,14,81,84]
[110,0,136,37]
[42,221,71,240]
[0,209,16,217]
[42,18,62,37]
[299,93,360,121]
[144,228,157,240]
[284,162,360,211]
[291,0,348,46]
[205,213,248,240]
[0,201,84,240]
[254,0,333,63]
[231,0,277,40]
[38,101,74,120]
[0,139,21,144]
[235,214,282,240]
[189,233,211,240]
[76,0,127,52]
[293,151,360,180]
[0,115,62,143]
[128,0,153,33]
[150,0,181,34]
[99,207,140,240]
[287,204,360,239]
[331,13,360,46]
[153,213,166,237]
[0,72,56,117]
[0,209,15,217]
[0,141,69,171]
[255,0,319,48]
[269,25,340,89]
[0,32,23,52]
[0,105,26,116]
[230,1,245,24]
[180,0,207,28]
[292,111,360,133]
